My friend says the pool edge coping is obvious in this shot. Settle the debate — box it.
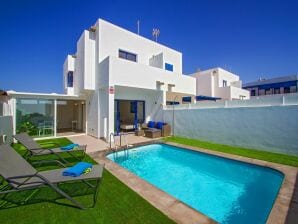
[90,142,297,224]
[166,142,298,224]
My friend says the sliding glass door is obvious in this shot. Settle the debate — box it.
[115,100,145,134]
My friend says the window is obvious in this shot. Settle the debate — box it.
[16,98,54,137]
[166,101,179,105]
[265,89,271,95]
[119,50,137,62]
[130,101,137,113]
[290,86,297,93]
[67,71,73,87]
[223,80,227,87]
[259,89,265,95]
[274,88,280,94]
[182,96,192,103]
[251,90,256,96]
[165,63,173,72]
[284,87,290,94]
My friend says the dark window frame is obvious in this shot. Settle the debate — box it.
[284,87,290,94]
[118,49,137,62]
[67,71,73,87]
[223,80,227,87]
[182,96,192,103]
[265,88,271,95]
[251,89,256,96]
[274,88,280,94]
[290,86,297,93]
[165,63,174,72]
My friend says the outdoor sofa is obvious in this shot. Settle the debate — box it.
[144,121,171,138]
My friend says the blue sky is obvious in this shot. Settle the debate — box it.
[1,0,297,93]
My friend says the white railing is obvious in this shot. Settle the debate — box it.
[164,93,298,110]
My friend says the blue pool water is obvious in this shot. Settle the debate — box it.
[107,144,284,224]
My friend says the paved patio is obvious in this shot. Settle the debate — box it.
[68,133,154,153]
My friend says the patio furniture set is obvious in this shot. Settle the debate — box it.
[135,121,171,138]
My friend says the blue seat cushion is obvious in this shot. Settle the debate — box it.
[156,122,164,129]
[148,121,155,128]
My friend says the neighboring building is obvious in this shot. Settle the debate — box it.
[3,19,196,141]
[190,68,250,100]
[243,75,298,97]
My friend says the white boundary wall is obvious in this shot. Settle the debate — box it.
[0,116,13,144]
[163,93,298,156]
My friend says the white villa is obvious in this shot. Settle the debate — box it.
[2,19,196,140]
[191,67,250,100]
[1,19,250,141]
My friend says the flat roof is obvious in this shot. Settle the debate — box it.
[244,75,298,87]
[7,91,85,100]
[97,18,182,55]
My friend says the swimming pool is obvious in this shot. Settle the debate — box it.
[107,144,284,224]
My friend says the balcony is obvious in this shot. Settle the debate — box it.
[107,56,195,95]
[217,86,250,100]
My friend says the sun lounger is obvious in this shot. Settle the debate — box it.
[0,144,103,209]
[14,133,86,164]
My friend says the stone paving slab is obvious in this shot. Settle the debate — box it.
[68,133,154,153]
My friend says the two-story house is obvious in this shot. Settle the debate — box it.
[4,19,196,140]
[190,67,250,100]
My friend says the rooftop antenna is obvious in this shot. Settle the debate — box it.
[152,28,160,42]
[137,20,140,35]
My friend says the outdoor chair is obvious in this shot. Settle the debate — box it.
[0,144,103,209]
[14,133,86,164]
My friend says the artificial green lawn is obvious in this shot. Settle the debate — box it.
[165,136,298,167]
[0,138,174,224]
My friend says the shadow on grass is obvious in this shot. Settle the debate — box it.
[0,181,98,210]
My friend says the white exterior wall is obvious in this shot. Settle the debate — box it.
[86,91,99,137]
[229,86,250,100]
[97,56,195,139]
[109,56,195,94]
[63,55,75,95]
[115,86,164,122]
[164,105,298,156]
[74,34,85,95]
[73,31,96,95]
[63,18,197,140]
[0,96,13,116]
[96,19,182,74]
[192,68,250,100]
[216,68,239,87]
[149,53,164,69]
[0,116,13,144]
[193,72,213,96]
[84,31,96,90]
[92,18,196,140]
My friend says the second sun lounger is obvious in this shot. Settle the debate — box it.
[14,132,86,164]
